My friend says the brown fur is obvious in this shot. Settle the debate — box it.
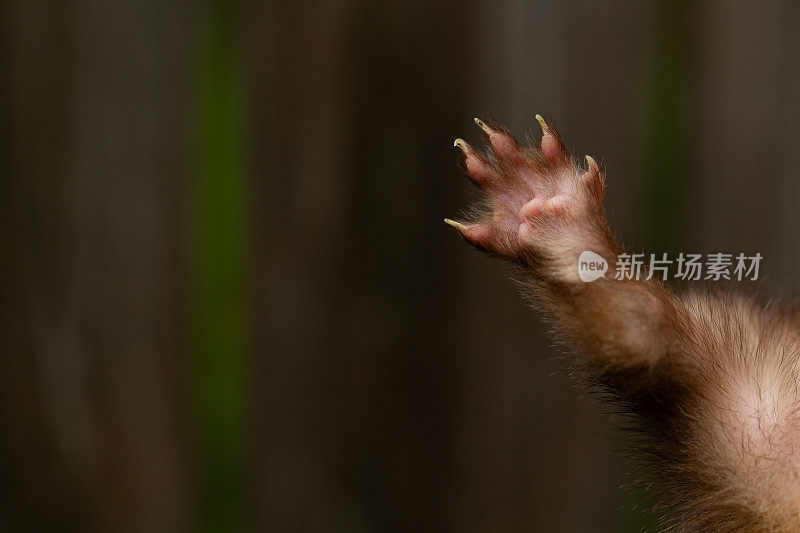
[448,117,800,531]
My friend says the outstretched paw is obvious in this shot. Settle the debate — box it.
[446,115,609,269]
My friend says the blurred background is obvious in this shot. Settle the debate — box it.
[3,0,800,531]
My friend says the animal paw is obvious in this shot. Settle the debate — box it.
[446,115,611,270]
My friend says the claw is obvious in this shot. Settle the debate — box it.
[444,218,468,231]
[581,154,604,198]
[535,114,548,132]
[444,218,491,247]
[474,117,491,134]
[582,155,600,181]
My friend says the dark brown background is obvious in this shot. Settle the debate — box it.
[3,1,800,531]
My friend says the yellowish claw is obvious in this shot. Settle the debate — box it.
[444,218,468,231]
[454,138,467,151]
[473,117,491,134]
[535,114,548,132]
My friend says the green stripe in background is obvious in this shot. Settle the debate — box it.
[621,1,691,531]
[190,0,250,530]
[638,0,691,255]
[619,1,691,532]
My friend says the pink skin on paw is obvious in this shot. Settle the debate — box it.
[459,223,492,248]
[519,196,547,222]
[580,158,603,198]
[463,151,490,185]
[488,133,519,161]
[541,134,563,162]
[447,116,604,259]
[517,220,534,243]
[544,194,570,213]
[517,194,572,242]
[455,139,489,186]
[475,118,521,162]
[518,194,569,220]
